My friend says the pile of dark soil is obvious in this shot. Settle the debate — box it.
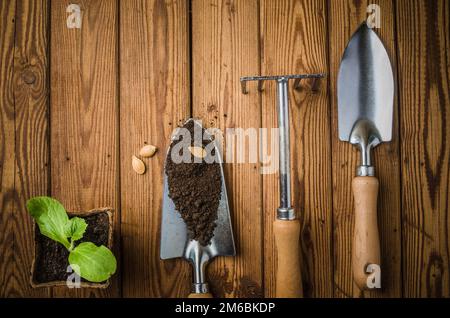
[165,120,222,246]
[33,212,109,283]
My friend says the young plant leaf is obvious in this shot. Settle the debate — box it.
[68,242,116,283]
[26,196,71,250]
[65,217,87,242]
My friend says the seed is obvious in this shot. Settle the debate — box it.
[188,146,206,159]
[140,144,157,158]
[132,155,146,174]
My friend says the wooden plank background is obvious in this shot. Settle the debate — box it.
[0,0,449,298]
[260,0,332,298]
[50,0,120,298]
[192,0,263,298]
[119,0,190,297]
[329,0,402,298]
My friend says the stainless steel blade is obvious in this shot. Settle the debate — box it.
[338,22,394,144]
[160,119,236,260]
[160,173,187,259]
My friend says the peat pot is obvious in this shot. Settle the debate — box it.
[30,208,114,288]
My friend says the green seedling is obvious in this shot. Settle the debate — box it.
[27,196,116,283]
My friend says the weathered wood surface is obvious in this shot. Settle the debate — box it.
[0,0,20,297]
[396,0,450,298]
[50,0,120,297]
[0,0,449,298]
[260,0,332,298]
[328,0,402,298]
[0,0,50,297]
[192,0,263,298]
[12,0,51,298]
[119,0,190,297]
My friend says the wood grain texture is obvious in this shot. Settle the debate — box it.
[50,0,119,297]
[191,0,263,298]
[261,0,332,298]
[396,0,450,298]
[119,0,190,297]
[328,0,402,298]
[12,0,50,297]
[0,0,50,298]
[352,176,380,291]
[0,0,449,299]
[0,0,17,297]
[273,219,302,297]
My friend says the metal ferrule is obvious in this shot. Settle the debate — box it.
[277,207,295,220]
[356,165,375,177]
[192,283,209,294]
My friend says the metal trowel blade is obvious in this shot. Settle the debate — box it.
[338,22,394,143]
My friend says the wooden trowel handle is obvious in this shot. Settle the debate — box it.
[188,292,213,298]
[352,176,381,290]
[273,219,303,298]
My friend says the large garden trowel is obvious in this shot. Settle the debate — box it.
[338,23,394,291]
[160,119,235,298]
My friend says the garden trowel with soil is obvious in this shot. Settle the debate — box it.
[160,119,236,298]
[337,22,394,291]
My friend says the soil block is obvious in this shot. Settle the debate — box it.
[165,120,222,246]
[31,208,113,288]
